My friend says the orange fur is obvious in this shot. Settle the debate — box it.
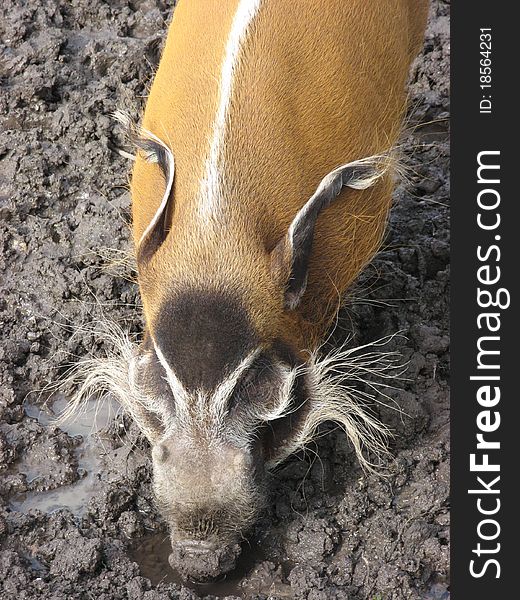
[130,0,429,351]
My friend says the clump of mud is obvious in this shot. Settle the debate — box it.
[0,0,450,598]
[169,541,242,583]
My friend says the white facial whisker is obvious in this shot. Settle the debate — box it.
[153,341,190,417]
[259,365,299,422]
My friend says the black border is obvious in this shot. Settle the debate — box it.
[451,3,516,596]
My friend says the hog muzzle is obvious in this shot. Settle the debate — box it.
[152,435,265,580]
[168,538,242,581]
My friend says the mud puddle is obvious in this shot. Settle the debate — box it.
[11,396,118,515]
[131,533,293,598]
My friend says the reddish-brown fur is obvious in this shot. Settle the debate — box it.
[131,0,428,354]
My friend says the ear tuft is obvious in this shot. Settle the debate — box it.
[112,111,175,263]
[273,154,391,310]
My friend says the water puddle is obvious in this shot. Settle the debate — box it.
[130,533,293,598]
[423,576,450,600]
[12,395,118,515]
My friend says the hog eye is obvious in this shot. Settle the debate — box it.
[238,363,262,391]
[242,355,275,391]
[228,374,255,410]
[228,356,289,417]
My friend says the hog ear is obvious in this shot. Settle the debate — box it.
[271,156,389,310]
[134,135,175,263]
[113,111,175,264]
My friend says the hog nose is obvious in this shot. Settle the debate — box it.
[169,537,242,582]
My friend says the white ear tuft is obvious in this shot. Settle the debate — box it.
[112,110,176,258]
[273,152,394,310]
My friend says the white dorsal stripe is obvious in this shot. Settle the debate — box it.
[200,0,263,218]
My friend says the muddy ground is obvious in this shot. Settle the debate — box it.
[0,1,450,599]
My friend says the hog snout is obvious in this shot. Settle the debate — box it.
[168,504,244,580]
[169,538,242,581]
[152,435,264,579]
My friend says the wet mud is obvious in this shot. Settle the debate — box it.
[1,1,450,598]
